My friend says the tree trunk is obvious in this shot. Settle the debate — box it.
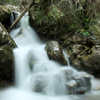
[8,0,35,33]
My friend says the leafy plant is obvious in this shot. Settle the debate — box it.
[82,31,90,36]
[77,29,90,36]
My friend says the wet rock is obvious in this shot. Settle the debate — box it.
[0,22,17,87]
[65,71,91,94]
[46,41,67,65]
[55,68,91,94]
[66,80,77,94]
[31,68,91,95]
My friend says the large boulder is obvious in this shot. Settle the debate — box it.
[45,41,67,65]
[0,22,17,87]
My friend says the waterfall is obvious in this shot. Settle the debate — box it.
[10,12,20,29]
[0,12,100,100]
[10,12,68,94]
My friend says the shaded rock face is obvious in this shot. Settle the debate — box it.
[0,22,17,87]
[0,6,11,22]
[64,33,100,77]
[31,68,91,94]
[45,41,67,65]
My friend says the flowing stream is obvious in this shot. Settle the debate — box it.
[0,12,100,100]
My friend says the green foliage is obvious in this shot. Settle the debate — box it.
[31,0,100,38]
[0,0,19,5]
[48,5,64,20]
[83,31,90,36]
[77,29,90,36]
[35,10,44,24]
[77,6,83,11]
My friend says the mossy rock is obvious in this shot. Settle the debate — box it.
[0,22,17,87]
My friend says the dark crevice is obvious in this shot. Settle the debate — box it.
[0,41,9,47]
[1,15,11,30]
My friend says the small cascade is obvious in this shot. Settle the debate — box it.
[62,49,70,67]
[13,47,31,88]
[1,11,100,100]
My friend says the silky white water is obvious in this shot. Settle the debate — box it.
[0,12,100,100]
[10,12,68,94]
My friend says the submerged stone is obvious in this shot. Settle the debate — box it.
[31,67,91,95]
[31,73,48,92]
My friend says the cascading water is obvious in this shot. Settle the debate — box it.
[10,12,68,94]
[0,12,100,100]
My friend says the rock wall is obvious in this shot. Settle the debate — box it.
[64,32,100,78]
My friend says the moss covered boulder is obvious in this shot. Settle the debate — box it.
[46,40,67,65]
[0,22,17,87]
